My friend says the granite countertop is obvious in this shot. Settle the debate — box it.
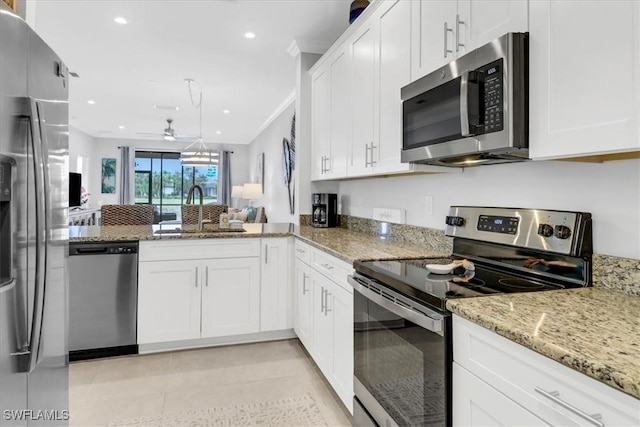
[69,223,294,242]
[295,225,450,263]
[69,223,451,263]
[447,288,640,399]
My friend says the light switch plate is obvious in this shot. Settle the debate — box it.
[373,208,405,224]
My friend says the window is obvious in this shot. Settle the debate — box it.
[134,151,219,223]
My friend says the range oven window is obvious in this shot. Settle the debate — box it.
[354,288,450,426]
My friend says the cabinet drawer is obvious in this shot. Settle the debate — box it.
[310,247,353,293]
[294,239,311,263]
[140,239,261,262]
[453,315,640,426]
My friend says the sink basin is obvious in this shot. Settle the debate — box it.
[153,227,245,235]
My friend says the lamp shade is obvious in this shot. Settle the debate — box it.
[231,185,244,198]
[243,183,262,200]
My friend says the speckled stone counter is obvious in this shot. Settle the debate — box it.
[69,223,294,242]
[447,288,640,399]
[295,225,450,264]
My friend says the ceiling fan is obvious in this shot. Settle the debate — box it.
[136,118,197,141]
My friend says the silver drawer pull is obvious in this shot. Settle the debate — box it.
[534,387,604,427]
[296,248,305,253]
[321,263,334,270]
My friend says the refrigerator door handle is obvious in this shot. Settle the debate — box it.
[11,98,49,374]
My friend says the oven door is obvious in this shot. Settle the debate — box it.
[349,274,451,427]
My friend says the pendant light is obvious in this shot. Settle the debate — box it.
[180,79,218,167]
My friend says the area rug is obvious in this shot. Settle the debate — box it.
[109,394,328,427]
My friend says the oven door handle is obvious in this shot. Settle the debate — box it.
[348,275,444,336]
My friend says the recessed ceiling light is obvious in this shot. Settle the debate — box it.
[118,125,125,129]
[223,109,230,114]
[87,100,96,105]
[147,80,157,85]
[244,32,256,39]
[114,17,128,25]
[216,131,222,135]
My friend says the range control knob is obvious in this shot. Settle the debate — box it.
[446,216,465,227]
[537,224,554,237]
[554,225,572,240]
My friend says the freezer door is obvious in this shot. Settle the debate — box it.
[0,9,29,427]
[26,22,70,426]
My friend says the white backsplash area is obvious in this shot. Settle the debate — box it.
[339,158,640,259]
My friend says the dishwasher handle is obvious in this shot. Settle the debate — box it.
[74,247,109,255]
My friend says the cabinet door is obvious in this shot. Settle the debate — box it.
[260,238,292,332]
[326,47,350,179]
[453,362,547,426]
[311,67,330,180]
[411,0,458,80]
[201,257,260,338]
[294,260,313,351]
[457,0,528,53]
[137,260,201,344]
[529,0,640,159]
[328,280,354,413]
[375,0,413,174]
[349,20,377,177]
[312,271,334,375]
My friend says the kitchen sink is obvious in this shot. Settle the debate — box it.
[153,228,245,234]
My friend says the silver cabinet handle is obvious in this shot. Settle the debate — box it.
[296,248,305,254]
[369,143,377,166]
[534,387,604,427]
[321,156,325,173]
[321,263,334,270]
[365,143,370,167]
[324,290,331,316]
[195,266,199,288]
[302,274,309,295]
[444,22,453,57]
[320,287,326,313]
[265,244,268,263]
[455,14,465,52]
[325,156,331,173]
[205,266,209,287]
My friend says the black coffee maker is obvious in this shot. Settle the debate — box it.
[311,193,338,228]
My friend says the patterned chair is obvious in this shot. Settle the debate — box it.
[101,204,154,226]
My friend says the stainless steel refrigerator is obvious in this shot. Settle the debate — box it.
[0,7,69,426]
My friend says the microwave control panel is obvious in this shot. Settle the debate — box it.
[480,58,504,134]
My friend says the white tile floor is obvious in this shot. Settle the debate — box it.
[69,339,352,426]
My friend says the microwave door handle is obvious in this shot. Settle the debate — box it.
[460,71,480,137]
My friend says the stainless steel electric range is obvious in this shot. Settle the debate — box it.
[348,206,593,427]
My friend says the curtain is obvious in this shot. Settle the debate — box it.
[118,146,134,204]
[218,150,232,206]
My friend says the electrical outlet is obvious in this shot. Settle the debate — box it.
[425,195,433,215]
[373,208,405,224]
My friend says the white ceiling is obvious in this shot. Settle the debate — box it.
[33,0,352,144]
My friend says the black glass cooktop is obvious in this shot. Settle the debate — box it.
[354,258,577,311]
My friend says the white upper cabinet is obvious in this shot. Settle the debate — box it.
[349,18,377,176]
[411,0,528,81]
[411,0,458,80]
[310,46,350,181]
[529,1,640,159]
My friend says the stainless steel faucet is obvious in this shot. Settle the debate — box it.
[186,184,204,231]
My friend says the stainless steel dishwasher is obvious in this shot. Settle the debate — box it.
[69,241,138,361]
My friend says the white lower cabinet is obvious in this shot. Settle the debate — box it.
[138,238,291,347]
[260,237,293,332]
[294,239,354,413]
[201,258,261,338]
[453,315,640,426]
[138,260,202,344]
[453,363,546,426]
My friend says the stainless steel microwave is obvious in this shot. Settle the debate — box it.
[401,32,528,167]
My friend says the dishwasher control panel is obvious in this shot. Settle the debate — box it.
[69,242,138,256]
